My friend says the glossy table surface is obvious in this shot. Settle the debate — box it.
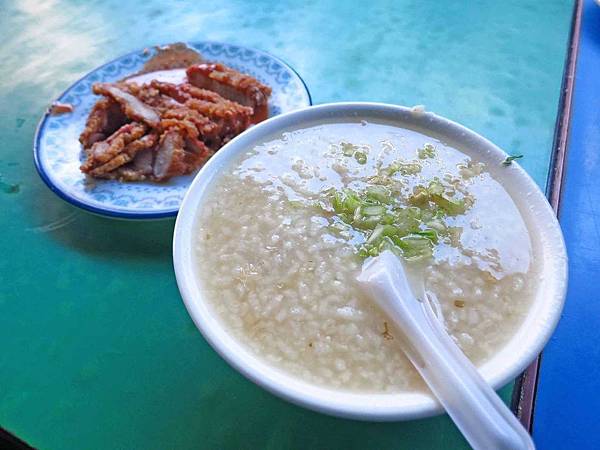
[0,1,572,448]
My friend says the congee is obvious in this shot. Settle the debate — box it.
[194,121,539,393]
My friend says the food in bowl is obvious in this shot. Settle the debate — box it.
[78,44,272,182]
[192,120,540,393]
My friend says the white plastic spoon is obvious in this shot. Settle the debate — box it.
[356,250,535,450]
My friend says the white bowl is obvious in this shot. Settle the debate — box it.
[173,103,567,421]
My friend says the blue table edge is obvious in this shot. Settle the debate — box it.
[510,0,582,432]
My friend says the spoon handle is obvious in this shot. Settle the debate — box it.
[357,251,534,450]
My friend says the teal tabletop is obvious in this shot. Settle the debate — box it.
[0,1,573,449]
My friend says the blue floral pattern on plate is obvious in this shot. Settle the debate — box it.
[34,42,312,219]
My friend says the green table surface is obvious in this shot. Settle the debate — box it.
[0,1,572,448]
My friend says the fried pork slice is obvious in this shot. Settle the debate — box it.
[89,132,158,177]
[124,82,183,112]
[130,148,155,174]
[161,105,221,149]
[180,83,256,115]
[147,80,190,104]
[145,81,252,147]
[185,97,251,145]
[186,63,272,123]
[92,83,161,127]
[79,98,127,148]
[94,148,156,181]
[153,129,211,181]
[81,122,147,173]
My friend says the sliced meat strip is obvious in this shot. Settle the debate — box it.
[160,117,199,139]
[81,122,147,172]
[127,81,251,147]
[88,132,158,177]
[125,82,183,112]
[123,132,158,159]
[93,148,155,182]
[89,153,132,176]
[79,98,127,148]
[178,84,252,145]
[153,130,187,180]
[161,106,221,149]
[186,63,271,123]
[185,97,252,143]
[148,80,235,105]
[93,83,161,127]
[148,80,190,103]
[179,84,230,103]
[184,135,212,157]
[149,81,252,148]
[130,148,155,174]
[153,129,210,181]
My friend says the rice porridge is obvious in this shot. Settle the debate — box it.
[193,121,539,393]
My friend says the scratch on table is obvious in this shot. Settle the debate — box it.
[28,211,78,233]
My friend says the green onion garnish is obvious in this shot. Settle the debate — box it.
[341,142,355,156]
[502,154,524,166]
[340,141,368,164]
[321,144,471,261]
[418,143,436,159]
[354,151,367,164]
[387,161,422,176]
[366,185,392,204]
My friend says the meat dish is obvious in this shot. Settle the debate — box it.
[187,63,272,123]
[79,61,271,182]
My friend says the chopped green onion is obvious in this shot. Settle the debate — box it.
[408,181,466,216]
[414,228,439,244]
[382,213,396,225]
[341,142,355,156]
[379,236,403,256]
[331,191,345,213]
[354,151,367,164]
[427,180,444,196]
[367,175,392,186]
[361,216,383,230]
[287,200,304,209]
[322,157,470,261]
[393,207,421,234]
[426,219,447,233]
[366,185,392,203]
[396,234,434,260]
[343,189,361,212]
[387,161,422,176]
[366,224,401,245]
[362,204,386,216]
[408,186,430,206]
[418,143,436,159]
[430,193,466,215]
[339,212,353,223]
[502,154,524,166]
[340,141,368,164]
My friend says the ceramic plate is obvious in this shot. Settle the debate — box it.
[34,41,312,219]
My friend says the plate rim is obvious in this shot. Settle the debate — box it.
[33,40,313,220]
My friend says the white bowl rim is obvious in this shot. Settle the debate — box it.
[173,102,568,421]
